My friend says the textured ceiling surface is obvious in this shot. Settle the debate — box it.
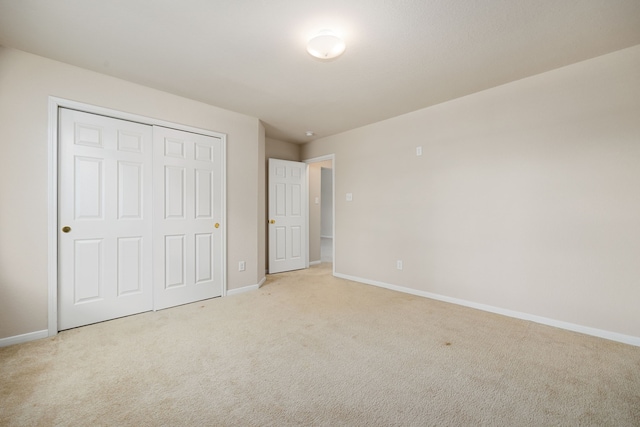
[1,0,640,143]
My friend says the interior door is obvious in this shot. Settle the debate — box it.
[153,126,223,309]
[268,158,308,273]
[58,108,153,330]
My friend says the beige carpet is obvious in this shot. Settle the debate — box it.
[1,263,639,426]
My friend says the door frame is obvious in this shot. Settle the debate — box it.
[47,97,227,336]
[304,154,335,276]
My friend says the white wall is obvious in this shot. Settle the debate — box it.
[0,47,263,340]
[302,45,640,341]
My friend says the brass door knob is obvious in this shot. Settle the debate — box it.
[214,223,220,229]
[269,219,275,224]
[61,226,71,233]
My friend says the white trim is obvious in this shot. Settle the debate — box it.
[304,154,336,277]
[48,97,226,137]
[0,330,49,348]
[48,96,228,335]
[227,276,266,296]
[304,162,310,269]
[320,235,333,239]
[257,276,267,288]
[331,158,335,277]
[47,99,59,337]
[219,134,228,298]
[309,260,321,266]
[304,154,334,163]
[334,272,640,347]
[227,283,260,296]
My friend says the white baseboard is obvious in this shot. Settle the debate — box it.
[257,276,267,288]
[227,284,258,296]
[227,276,266,296]
[5,278,270,346]
[309,260,321,266]
[0,329,49,348]
[334,272,640,348]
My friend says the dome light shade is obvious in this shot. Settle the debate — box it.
[307,30,345,60]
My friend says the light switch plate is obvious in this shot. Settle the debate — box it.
[346,193,353,202]
[416,146,423,156]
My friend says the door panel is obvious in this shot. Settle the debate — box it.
[58,108,153,330]
[164,234,186,288]
[117,236,143,295]
[118,162,143,219]
[74,156,104,219]
[73,238,102,303]
[195,170,213,218]
[195,233,213,283]
[268,158,308,273]
[153,126,223,309]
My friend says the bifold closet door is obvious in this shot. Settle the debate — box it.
[58,108,154,330]
[153,126,223,310]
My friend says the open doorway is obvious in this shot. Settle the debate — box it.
[306,155,334,269]
[320,167,333,263]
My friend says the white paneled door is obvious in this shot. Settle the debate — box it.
[268,158,307,273]
[58,109,224,330]
[58,109,154,330]
[153,126,223,310]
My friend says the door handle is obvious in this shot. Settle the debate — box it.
[269,219,275,224]
[61,226,71,233]
[215,223,220,229]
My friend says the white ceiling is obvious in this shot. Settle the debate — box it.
[1,1,639,143]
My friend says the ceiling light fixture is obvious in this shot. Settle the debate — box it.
[305,131,315,137]
[307,30,346,60]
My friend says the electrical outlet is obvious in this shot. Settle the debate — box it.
[238,261,246,272]
[397,260,403,270]
[416,146,423,156]
[346,193,353,202]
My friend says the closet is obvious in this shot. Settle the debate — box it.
[58,108,224,330]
